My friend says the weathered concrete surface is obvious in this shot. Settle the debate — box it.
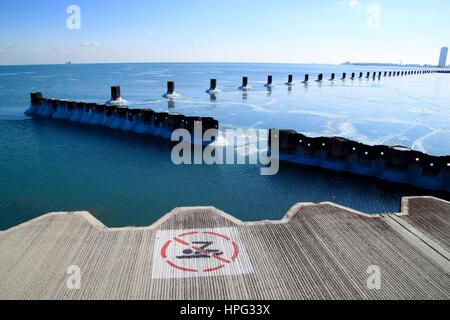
[0,197,449,300]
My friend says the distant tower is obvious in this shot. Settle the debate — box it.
[438,47,448,67]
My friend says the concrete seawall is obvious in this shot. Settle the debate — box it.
[270,129,450,192]
[0,197,448,300]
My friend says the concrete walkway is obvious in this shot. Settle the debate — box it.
[0,197,449,300]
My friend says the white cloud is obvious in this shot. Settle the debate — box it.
[0,45,16,52]
[193,41,210,47]
[337,0,360,7]
[79,41,100,48]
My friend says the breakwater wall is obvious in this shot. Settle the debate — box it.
[26,88,219,142]
[269,129,450,192]
[258,69,449,87]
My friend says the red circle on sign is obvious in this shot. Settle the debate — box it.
[160,231,239,273]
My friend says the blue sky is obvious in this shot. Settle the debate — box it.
[0,0,449,65]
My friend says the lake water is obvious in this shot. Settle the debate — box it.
[0,63,449,230]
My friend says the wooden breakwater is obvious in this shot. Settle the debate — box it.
[260,69,449,86]
[27,87,219,141]
[26,71,450,191]
[269,129,450,192]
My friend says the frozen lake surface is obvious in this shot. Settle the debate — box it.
[0,63,449,230]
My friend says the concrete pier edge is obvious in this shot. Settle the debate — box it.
[1,196,448,300]
[1,196,448,234]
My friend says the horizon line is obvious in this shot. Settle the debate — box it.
[0,60,447,68]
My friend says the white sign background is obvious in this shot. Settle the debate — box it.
[151,227,254,279]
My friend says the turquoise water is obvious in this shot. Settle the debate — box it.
[1,63,449,230]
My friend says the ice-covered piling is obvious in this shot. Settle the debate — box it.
[122,109,141,132]
[167,81,175,95]
[30,92,43,104]
[286,74,294,85]
[89,104,107,126]
[69,102,85,122]
[239,77,251,90]
[303,74,309,83]
[112,86,120,100]
[329,73,335,81]
[206,79,221,94]
[106,86,128,107]
[80,103,94,124]
[242,77,248,87]
[265,75,273,87]
[26,93,43,115]
[53,100,68,119]
[163,81,182,99]
[210,79,217,90]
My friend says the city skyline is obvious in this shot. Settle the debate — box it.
[439,47,448,67]
[1,0,450,66]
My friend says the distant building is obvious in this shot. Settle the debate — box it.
[438,47,448,67]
